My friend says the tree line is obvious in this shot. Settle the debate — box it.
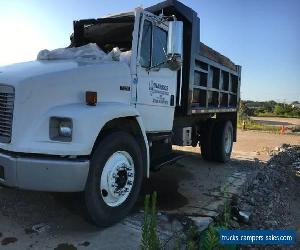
[239,100,300,118]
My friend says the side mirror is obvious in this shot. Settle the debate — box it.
[167,21,183,71]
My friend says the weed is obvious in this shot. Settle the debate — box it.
[141,187,238,250]
[141,192,160,250]
[200,226,219,250]
[186,225,199,250]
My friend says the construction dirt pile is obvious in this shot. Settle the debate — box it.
[231,144,300,247]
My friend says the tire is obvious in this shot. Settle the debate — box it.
[85,131,143,227]
[200,120,215,161]
[212,120,233,163]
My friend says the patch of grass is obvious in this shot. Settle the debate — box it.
[292,126,300,133]
[238,117,279,133]
[186,225,199,250]
[141,192,160,250]
[200,226,219,250]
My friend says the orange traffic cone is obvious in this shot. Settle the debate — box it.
[280,125,286,134]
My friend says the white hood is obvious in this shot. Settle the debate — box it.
[0,49,133,154]
[0,60,81,84]
[0,44,131,85]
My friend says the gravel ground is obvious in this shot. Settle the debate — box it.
[232,145,300,249]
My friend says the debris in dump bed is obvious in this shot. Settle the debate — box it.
[233,145,300,230]
[37,43,131,65]
[199,42,237,71]
[31,223,50,233]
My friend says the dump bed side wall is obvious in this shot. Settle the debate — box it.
[147,0,241,117]
[191,53,241,115]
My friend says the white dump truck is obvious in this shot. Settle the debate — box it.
[0,0,241,226]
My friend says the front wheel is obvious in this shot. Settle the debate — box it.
[85,131,143,227]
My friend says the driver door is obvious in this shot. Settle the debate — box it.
[135,14,177,132]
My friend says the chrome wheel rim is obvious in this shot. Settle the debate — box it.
[100,151,135,207]
[224,126,233,154]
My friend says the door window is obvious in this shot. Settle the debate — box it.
[140,20,152,68]
[140,19,167,68]
[152,26,167,66]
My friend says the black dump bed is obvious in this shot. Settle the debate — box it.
[199,42,237,71]
[147,0,241,116]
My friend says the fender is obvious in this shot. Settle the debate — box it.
[8,102,150,176]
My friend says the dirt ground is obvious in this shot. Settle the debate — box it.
[234,130,300,161]
[175,129,300,162]
[0,130,299,249]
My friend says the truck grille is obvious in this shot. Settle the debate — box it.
[0,85,15,143]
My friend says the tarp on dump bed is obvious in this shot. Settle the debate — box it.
[199,42,237,71]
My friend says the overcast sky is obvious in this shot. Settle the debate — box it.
[0,0,299,102]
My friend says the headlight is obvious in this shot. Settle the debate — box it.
[49,117,73,142]
[58,124,72,137]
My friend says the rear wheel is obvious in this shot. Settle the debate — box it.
[213,120,233,162]
[85,131,143,227]
[200,120,215,161]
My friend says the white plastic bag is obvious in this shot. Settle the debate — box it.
[120,50,132,65]
[37,44,131,65]
[37,43,107,61]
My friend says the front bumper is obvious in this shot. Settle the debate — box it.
[0,150,89,192]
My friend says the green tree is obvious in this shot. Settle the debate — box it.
[274,104,284,115]
[239,101,250,118]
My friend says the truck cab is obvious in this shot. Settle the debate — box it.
[0,1,241,226]
[72,9,179,132]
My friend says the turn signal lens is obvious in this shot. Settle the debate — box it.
[86,91,97,106]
